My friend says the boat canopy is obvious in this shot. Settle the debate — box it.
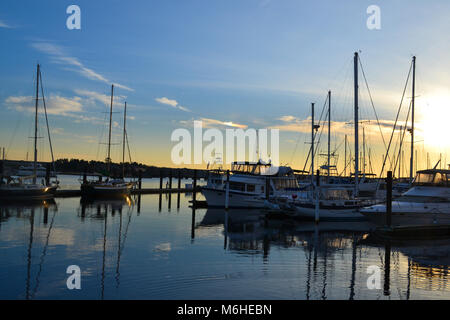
[231,161,293,176]
[413,169,450,187]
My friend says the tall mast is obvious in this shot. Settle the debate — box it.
[311,102,315,185]
[344,134,347,177]
[327,90,331,181]
[409,56,416,183]
[107,84,114,175]
[122,101,127,179]
[354,52,359,195]
[33,64,40,184]
[363,126,366,177]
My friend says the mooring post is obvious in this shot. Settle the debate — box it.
[45,163,50,186]
[159,170,163,191]
[315,169,320,224]
[193,170,197,203]
[169,170,173,189]
[177,170,181,209]
[83,167,87,184]
[225,170,230,209]
[386,171,393,227]
[138,170,142,190]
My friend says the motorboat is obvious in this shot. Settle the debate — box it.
[360,169,450,226]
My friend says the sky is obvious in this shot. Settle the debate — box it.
[0,0,449,174]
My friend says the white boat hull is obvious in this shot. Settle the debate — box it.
[294,203,365,221]
[360,201,450,226]
[202,187,265,208]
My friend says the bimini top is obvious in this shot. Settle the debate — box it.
[413,169,450,187]
[231,161,293,177]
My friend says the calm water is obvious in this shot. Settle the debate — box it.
[0,177,449,300]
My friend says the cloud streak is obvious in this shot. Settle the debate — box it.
[155,97,191,112]
[31,41,134,91]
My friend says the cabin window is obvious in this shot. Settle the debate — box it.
[246,184,255,192]
[229,181,245,191]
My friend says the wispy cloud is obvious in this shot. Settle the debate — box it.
[155,97,191,112]
[31,41,134,91]
[74,89,126,106]
[271,115,411,138]
[180,118,248,129]
[0,20,13,28]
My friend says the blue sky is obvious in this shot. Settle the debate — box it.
[1,0,449,171]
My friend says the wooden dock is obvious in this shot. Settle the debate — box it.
[55,187,201,198]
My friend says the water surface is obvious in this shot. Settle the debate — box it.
[0,177,449,300]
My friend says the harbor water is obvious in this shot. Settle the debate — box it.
[0,176,449,300]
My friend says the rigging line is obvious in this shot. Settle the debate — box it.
[301,94,329,173]
[392,100,412,176]
[358,56,393,170]
[378,60,413,181]
[39,69,56,173]
[31,208,58,299]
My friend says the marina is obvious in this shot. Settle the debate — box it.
[1,1,450,304]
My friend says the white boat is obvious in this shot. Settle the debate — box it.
[201,161,305,208]
[292,186,369,221]
[360,169,450,226]
[0,64,58,201]
[17,163,56,177]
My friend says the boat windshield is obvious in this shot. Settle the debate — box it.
[231,162,271,175]
[413,171,449,187]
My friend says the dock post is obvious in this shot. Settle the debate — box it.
[169,170,173,189]
[225,170,230,209]
[177,170,181,209]
[45,163,50,186]
[159,170,163,191]
[83,167,87,184]
[193,170,197,203]
[168,170,172,211]
[138,170,142,190]
[315,169,320,224]
[386,171,393,227]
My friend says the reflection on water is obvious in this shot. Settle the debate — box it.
[0,184,449,299]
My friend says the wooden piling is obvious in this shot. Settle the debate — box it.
[386,171,393,227]
[225,170,230,209]
[315,169,320,224]
[159,170,163,191]
[193,170,197,203]
[138,170,142,190]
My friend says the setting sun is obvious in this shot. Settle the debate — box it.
[417,92,450,150]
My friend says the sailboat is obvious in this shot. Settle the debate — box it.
[0,64,58,201]
[80,85,134,199]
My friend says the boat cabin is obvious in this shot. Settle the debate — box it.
[231,161,272,175]
[413,169,450,187]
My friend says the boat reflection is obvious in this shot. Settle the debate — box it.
[197,208,450,299]
[78,195,134,299]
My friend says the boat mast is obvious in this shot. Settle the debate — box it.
[354,52,359,195]
[107,84,114,175]
[363,126,366,178]
[33,64,40,184]
[409,56,416,183]
[344,134,347,177]
[327,90,331,181]
[122,101,127,179]
[311,102,315,185]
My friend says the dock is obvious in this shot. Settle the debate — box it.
[55,187,201,198]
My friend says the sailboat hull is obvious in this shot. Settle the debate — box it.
[0,185,57,201]
[81,182,133,199]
